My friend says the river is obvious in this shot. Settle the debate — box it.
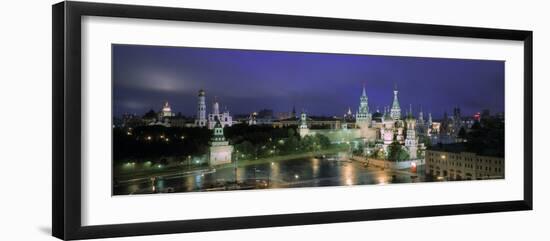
[113,155,427,195]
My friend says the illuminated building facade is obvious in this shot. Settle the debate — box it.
[426,149,504,180]
[404,109,418,159]
[208,120,233,166]
[207,98,233,129]
[158,101,175,119]
[355,85,372,127]
[298,111,310,138]
[194,89,233,129]
[195,89,207,127]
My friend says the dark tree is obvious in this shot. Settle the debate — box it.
[458,127,467,139]
[143,109,157,119]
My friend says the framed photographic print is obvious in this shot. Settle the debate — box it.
[52,1,533,240]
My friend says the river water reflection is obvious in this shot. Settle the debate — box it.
[114,155,427,195]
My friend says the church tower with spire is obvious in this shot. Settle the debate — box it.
[390,85,402,120]
[418,106,425,126]
[416,106,425,135]
[298,111,310,138]
[404,105,418,159]
[427,112,433,136]
[356,84,372,126]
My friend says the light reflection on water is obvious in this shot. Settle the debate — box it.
[113,155,426,195]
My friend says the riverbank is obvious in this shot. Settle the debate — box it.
[214,145,348,171]
[114,145,348,182]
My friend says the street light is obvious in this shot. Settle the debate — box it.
[292,174,300,187]
[234,153,238,184]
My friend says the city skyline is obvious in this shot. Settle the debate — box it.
[113,44,505,119]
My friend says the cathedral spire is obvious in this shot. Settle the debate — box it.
[407,104,415,119]
[390,85,401,120]
[356,83,371,125]
[418,106,424,123]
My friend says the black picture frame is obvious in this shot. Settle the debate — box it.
[52,1,533,240]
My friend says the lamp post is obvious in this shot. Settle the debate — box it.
[234,152,238,185]
[268,162,274,187]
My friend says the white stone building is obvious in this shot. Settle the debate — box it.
[193,89,233,129]
[209,120,233,166]
[207,98,233,129]
[195,89,207,127]
[404,107,418,159]
[298,111,310,138]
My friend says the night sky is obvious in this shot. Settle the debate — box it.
[113,44,504,119]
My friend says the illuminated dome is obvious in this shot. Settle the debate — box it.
[162,101,171,112]
[198,89,205,96]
